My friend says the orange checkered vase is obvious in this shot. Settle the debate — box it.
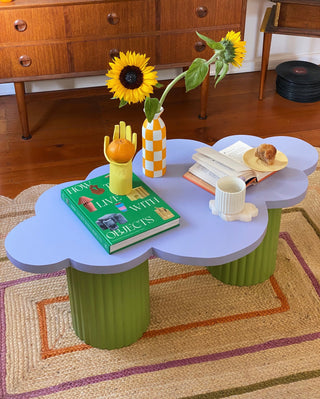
[142,108,166,178]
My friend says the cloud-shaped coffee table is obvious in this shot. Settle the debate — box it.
[5,137,318,349]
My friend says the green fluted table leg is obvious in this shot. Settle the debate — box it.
[66,260,150,349]
[208,209,282,286]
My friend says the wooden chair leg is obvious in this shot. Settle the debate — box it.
[199,72,209,119]
[14,82,31,139]
[259,32,272,101]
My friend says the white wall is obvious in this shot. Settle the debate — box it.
[1,0,319,96]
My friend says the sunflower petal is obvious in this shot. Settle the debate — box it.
[106,51,158,104]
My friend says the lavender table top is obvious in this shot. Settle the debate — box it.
[5,136,318,274]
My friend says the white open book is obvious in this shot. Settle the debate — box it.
[184,141,276,194]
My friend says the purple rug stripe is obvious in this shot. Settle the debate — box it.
[280,232,320,297]
[5,332,320,399]
[2,231,320,398]
[0,269,66,289]
[0,288,7,399]
[0,269,66,397]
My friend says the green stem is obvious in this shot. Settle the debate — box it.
[206,52,219,66]
[158,51,220,110]
[159,71,187,108]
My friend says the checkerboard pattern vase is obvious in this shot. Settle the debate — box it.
[142,109,166,178]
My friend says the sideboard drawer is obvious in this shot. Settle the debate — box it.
[65,0,156,38]
[159,29,230,65]
[0,44,69,79]
[0,7,66,43]
[160,0,244,31]
[70,36,157,73]
[0,0,247,139]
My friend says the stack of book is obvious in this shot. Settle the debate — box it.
[183,141,276,194]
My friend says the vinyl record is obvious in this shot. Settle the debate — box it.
[276,87,320,102]
[276,61,320,85]
[275,61,320,103]
[276,77,320,97]
[276,78,320,91]
[276,91,320,103]
[276,79,320,103]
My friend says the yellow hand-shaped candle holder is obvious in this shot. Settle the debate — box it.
[104,121,137,195]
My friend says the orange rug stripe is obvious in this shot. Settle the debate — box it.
[36,296,90,359]
[149,268,210,285]
[143,275,289,338]
[36,271,288,357]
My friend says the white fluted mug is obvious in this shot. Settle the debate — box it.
[215,176,246,215]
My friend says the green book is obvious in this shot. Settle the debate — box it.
[61,173,180,254]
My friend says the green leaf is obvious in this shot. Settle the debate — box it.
[214,60,223,79]
[196,32,225,51]
[119,98,128,108]
[155,82,164,88]
[185,58,209,92]
[144,97,161,122]
[215,62,229,87]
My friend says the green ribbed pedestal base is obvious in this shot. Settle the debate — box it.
[66,260,150,349]
[208,209,282,286]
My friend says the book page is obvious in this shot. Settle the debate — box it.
[220,141,253,165]
[196,147,248,173]
[192,153,240,178]
[189,163,220,187]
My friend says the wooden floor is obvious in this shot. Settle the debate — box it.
[1,70,319,199]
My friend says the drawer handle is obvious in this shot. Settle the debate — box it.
[196,6,208,18]
[14,19,27,32]
[109,49,120,59]
[107,13,120,25]
[194,41,206,52]
[19,55,32,67]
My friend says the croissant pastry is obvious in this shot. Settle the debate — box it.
[255,144,277,165]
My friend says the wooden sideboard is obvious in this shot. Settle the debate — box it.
[0,0,247,139]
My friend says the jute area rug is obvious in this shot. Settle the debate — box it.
[1,155,320,399]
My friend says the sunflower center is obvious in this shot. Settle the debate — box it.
[120,66,143,89]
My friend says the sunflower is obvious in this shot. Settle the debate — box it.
[106,51,158,104]
[220,31,246,68]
